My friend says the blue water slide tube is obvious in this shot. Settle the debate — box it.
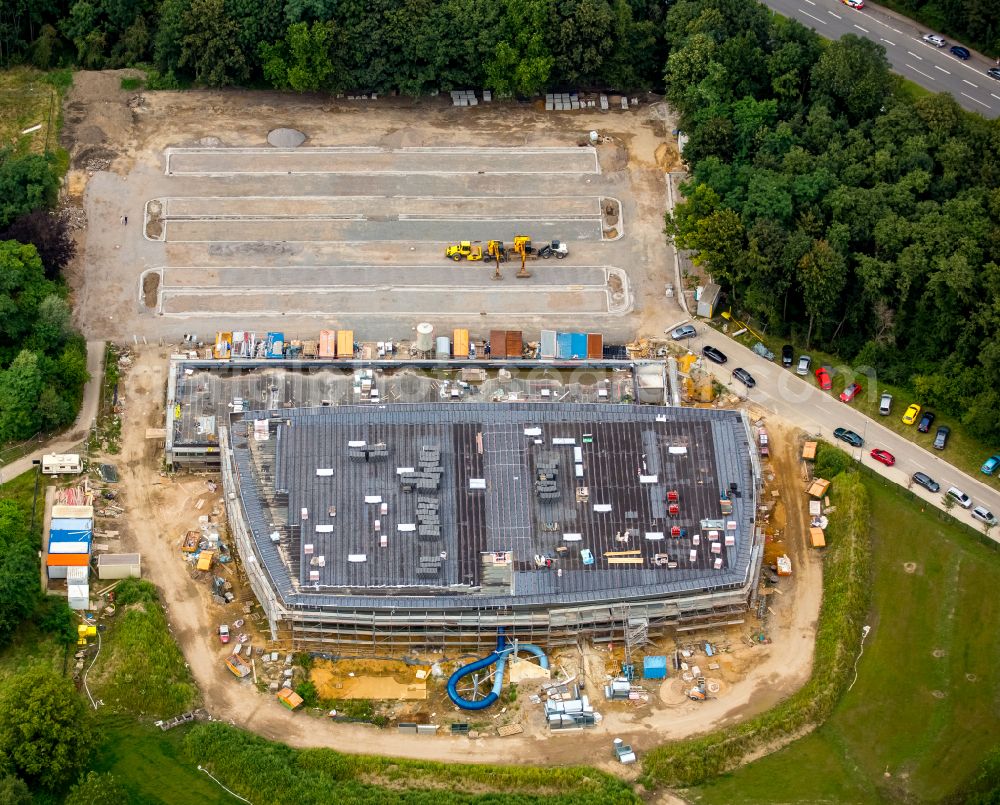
[446,629,549,710]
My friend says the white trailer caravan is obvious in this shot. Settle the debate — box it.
[41,454,82,475]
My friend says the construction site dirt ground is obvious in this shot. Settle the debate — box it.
[112,346,822,774]
[61,70,688,346]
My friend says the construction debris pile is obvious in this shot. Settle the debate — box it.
[540,672,602,730]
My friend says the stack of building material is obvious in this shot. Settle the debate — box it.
[545,92,580,111]
[450,90,478,106]
[416,497,440,541]
[416,555,442,577]
[535,461,560,500]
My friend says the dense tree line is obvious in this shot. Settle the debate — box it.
[0,0,665,93]
[664,0,1000,444]
[0,147,86,443]
[0,667,96,793]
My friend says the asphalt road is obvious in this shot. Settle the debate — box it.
[763,0,1000,118]
[683,329,1000,542]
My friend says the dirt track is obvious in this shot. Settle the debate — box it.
[118,349,821,773]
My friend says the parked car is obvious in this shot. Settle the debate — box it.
[796,355,812,375]
[815,367,832,390]
[782,344,794,367]
[946,486,973,509]
[870,449,895,467]
[989,68,1000,80]
[834,427,864,447]
[972,506,998,526]
[902,403,921,425]
[580,548,595,565]
[982,455,1000,475]
[950,45,971,59]
[752,341,774,361]
[923,33,947,47]
[218,624,230,644]
[841,0,864,8]
[702,345,727,364]
[912,472,940,493]
[917,411,936,433]
[733,367,756,388]
[933,425,950,450]
[671,324,696,340]
[879,392,893,415]
[840,382,862,403]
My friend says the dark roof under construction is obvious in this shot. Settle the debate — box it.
[228,402,757,611]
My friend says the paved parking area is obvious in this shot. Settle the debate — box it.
[164,146,600,175]
[149,264,627,317]
[132,144,635,323]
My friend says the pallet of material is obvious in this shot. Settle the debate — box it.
[604,550,641,556]
[606,557,645,564]
[497,724,524,737]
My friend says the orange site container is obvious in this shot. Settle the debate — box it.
[319,330,336,358]
[453,329,469,358]
[336,330,354,358]
[47,553,89,567]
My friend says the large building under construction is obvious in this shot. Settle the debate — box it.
[215,389,763,652]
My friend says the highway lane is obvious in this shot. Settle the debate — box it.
[680,329,1000,542]
[763,0,1000,118]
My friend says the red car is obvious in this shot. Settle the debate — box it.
[815,367,831,390]
[870,449,895,467]
[840,382,862,402]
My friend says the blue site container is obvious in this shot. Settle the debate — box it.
[643,655,667,680]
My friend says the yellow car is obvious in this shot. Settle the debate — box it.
[902,404,921,425]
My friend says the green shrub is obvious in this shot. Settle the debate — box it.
[119,77,142,91]
[642,470,872,787]
[112,578,158,606]
[814,441,853,480]
[294,680,318,708]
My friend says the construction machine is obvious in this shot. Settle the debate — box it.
[513,236,569,260]
[445,241,485,261]
[510,236,534,278]
[486,240,508,262]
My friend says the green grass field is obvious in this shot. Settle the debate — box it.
[690,473,1000,804]
[0,467,48,529]
[0,67,70,158]
[89,716,235,805]
[718,324,1000,487]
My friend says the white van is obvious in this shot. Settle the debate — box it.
[946,486,972,509]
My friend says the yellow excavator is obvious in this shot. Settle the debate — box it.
[445,241,485,261]
[486,240,508,262]
[510,235,534,278]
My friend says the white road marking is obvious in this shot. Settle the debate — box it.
[828,9,841,17]
[800,9,826,24]
[934,65,951,74]
[881,37,896,46]
[992,93,1000,101]
[960,92,991,108]
[854,24,870,33]
[963,79,979,88]
[907,51,923,60]
[803,0,815,5]
[906,64,936,81]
